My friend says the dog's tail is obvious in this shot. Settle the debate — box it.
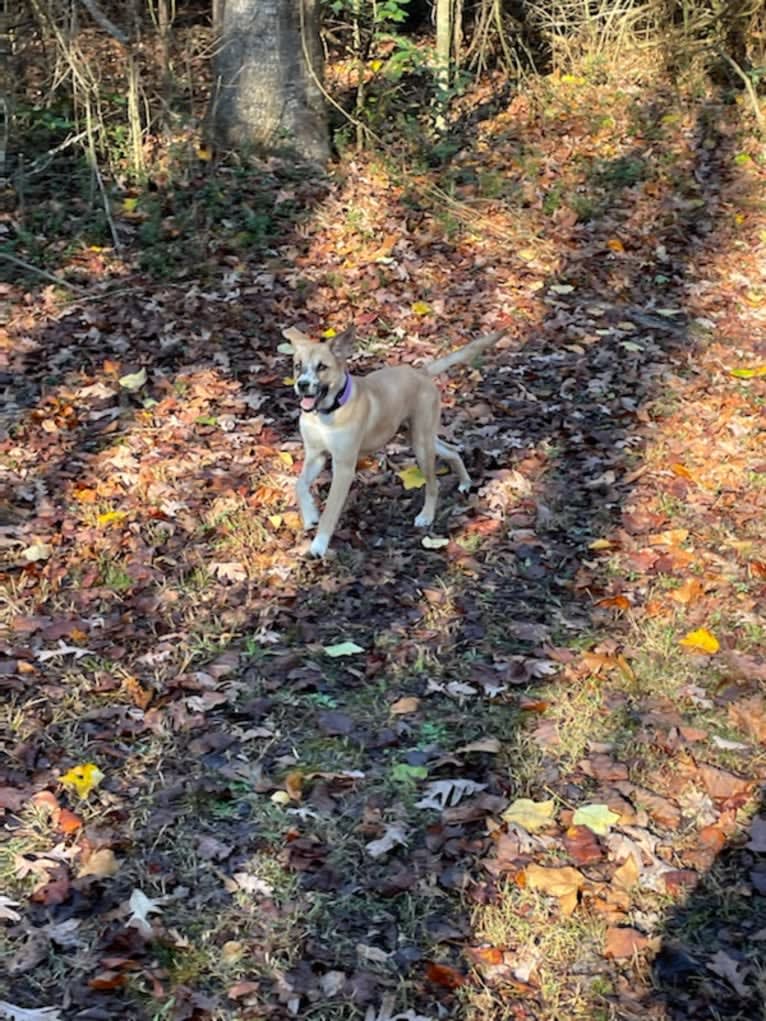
[424,330,506,377]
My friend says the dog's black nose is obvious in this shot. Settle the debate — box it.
[296,379,309,393]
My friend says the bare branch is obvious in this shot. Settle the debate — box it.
[77,0,130,46]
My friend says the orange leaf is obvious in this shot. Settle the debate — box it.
[670,577,703,605]
[607,238,625,252]
[58,808,83,834]
[595,594,631,610]
[525,864,584,916]
[425,962,466,989]
[669,462,695,481]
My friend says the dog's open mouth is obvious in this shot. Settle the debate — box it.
[300,395,319,412]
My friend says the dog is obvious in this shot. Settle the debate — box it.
[284,325,505,557]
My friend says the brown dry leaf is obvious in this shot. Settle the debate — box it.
[78,848,120,879]
[698,762,752,801]
[525,864,584,916]
[456,737,502,755]
[390,696,420,715]
[284,770,304,802]
[729,697,766,744]
[613,853,640,890]
[604,926,651,959]
[633,788,681,829]
[563,825,603,865]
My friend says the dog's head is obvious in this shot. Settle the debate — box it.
[283,326,355,413]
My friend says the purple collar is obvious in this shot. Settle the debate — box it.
[321,374,353,414]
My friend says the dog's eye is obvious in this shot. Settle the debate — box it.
[317,362,327,372]
[295,361,303,373]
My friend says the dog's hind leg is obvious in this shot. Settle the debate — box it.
[435,437,472,492]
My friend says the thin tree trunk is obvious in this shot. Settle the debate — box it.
[210,0,329,164]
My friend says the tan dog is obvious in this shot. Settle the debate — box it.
[284,325,504,557]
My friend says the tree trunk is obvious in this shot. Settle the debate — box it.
[210,0,329,164]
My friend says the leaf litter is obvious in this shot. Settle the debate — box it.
[2,63,766,1021]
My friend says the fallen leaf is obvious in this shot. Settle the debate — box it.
[411,301,432,316]
[0,1003,63,1021]
[680,628,719,654]
[397,465,426,490]
[324,641,364,657]
[525,864,584,915]
[118,367,147,391]
[456,737,501,755]
[421,536,449,549]
[77,848,120,879]
[563,825,604,865]
[502,798,557,833]
[670,577,703,605]
[424,961,465,988]
[96,510,126,528]
[390,697,420,715]
[415,778,486,811]
[729,365,766,379]
[707,949,751,995]
[365,824,408,859]
[0,897,21,922]
[21,543,53,562]
[698,762,751,801]
[59,763,104,799]
[604,926,651,959]
[125,888,163,939]
[57,809,83,834]
[571,803,620,836]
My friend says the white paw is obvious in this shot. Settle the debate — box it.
[414,512,433,528]
[458,480,472,493]
[310,534,329,558]
[302,508,320,530]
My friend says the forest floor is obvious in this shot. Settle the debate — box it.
[2,68,766,1021]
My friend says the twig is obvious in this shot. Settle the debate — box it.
[22,130,89,177]
[77,0,130,45]
[0,251,86,291]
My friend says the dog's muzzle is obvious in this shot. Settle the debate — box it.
[296,379,326,413]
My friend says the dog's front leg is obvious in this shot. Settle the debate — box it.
[310,457,356,557]
[297,449,326,530]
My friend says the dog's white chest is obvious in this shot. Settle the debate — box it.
[300,411,357,457]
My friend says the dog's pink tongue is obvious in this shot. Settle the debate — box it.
[301,396,317,412]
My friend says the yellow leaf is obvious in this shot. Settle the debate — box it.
[680,628,719,654]
[370,59,383,72]
[607,238,625,252]
[97,510,126,528]
[196,144,213,161]
[283,376,295,385]
[278,451,294,467]
[411,301,431,316]
[60,763,105,799]
[589,538,615,551]
[321,327,337,338]
[122,197,138,213]
[502,798,556,833]
[729,365,766,379]
[269,514,283,529]
[397,465,426,490]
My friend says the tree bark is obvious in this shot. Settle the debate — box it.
[210,0,329,164]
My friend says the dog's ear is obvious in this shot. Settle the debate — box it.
[329,326,356,361]
[282,326,313,356]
